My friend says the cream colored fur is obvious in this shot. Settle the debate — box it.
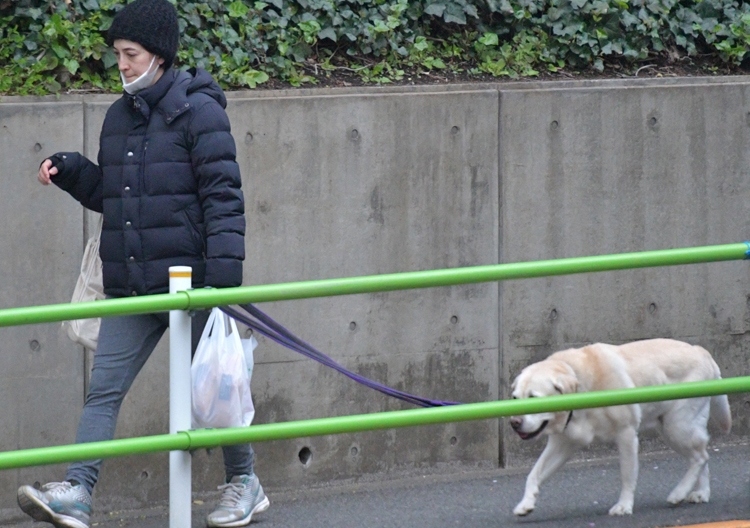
[509,338,731,516]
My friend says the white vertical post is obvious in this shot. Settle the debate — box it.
[169,266,192,528]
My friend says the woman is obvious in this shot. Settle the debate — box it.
[17,1,267,527]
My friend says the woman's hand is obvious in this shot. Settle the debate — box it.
[38,158,58,185]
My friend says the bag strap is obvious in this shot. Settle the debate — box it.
[77,214,104,289]
[90,213,103,251]
[197,306,221,345]
[221,304,459,408]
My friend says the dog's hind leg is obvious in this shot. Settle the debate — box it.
[665,443,709,504]
[609,425,638,516]
[661,400,711,504]
[686,463,710,503]
[514,435,580,516]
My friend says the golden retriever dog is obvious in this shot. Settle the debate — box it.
[509,338,731,516]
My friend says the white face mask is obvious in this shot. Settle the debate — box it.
[121,55,159,95]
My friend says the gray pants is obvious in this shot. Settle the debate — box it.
[66,310,255,494]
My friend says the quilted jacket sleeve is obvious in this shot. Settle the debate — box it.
[188,99,246,288]
[49,151,104,213]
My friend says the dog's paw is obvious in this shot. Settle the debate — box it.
[608,502,633,516]
[667,489,688,505]
[513,500,535,516]
[686,490,710,503]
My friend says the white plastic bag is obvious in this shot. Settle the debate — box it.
[62,214,104,350]
[191,307,255,429]
[242,334,257,380]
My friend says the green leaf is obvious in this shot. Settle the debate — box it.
[548,7,563,21]
[50,43,70,59]
[41,55,59,70]
[318,26,337,42]
[27,8,43,21]
[424,4,446,17]
[240,69,269,88]
[102,48,118,69]
[228,1,250,18]
[479,32,499,46]
[372,20,389,33]
[444,3,467,24]
[44,79,62,92]
[64,59,80,75]
[444,12,467,24]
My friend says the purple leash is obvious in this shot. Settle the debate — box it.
[221,304,459,408]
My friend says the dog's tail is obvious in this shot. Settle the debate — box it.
[706,351,732,434]
[710,393,731,434]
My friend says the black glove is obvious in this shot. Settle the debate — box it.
[48,153,68,173]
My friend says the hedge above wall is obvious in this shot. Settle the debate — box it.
[1,0,749,96]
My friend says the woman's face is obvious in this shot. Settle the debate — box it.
[113,39,164,83]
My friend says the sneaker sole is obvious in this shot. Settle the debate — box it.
[207,496,270,527]
[17,486,89,528]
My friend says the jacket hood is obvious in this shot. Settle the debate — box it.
[137,67,226,124]
[185,67,227,109]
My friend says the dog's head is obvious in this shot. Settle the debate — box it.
[509,359,578,440]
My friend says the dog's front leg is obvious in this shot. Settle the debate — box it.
[514,435,578,516]
[609,426,638,516]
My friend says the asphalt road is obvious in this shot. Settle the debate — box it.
[6,441,750,528]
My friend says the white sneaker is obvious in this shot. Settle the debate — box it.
[17,481,92,528]
[206,474,270,527]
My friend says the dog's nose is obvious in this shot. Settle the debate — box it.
[510,417,522,430]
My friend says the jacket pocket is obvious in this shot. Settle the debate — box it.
[182,209,206,258]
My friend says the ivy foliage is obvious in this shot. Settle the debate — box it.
[1,0,749,95]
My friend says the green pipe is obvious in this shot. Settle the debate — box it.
[184,242,750,309]
[0,243,748,328]
[0,376,747,470]
[0,434,188,470]
[184,375,750,448]
[0,294,188,328]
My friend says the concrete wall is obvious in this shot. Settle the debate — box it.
[0,76,749,517]
[0,101,87,516]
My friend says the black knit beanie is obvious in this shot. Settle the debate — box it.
[106,0,179,69]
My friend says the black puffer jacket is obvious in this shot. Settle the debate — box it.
[50,67,245,297]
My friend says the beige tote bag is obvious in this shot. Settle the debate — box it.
[62,214,104,350]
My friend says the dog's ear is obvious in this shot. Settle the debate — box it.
[553,373,578,395]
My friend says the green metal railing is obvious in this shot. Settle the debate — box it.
[0,241,748,469]
[0,376,747,470]
[1,242,748,328]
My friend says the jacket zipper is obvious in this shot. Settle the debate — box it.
[140,139,148,193]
